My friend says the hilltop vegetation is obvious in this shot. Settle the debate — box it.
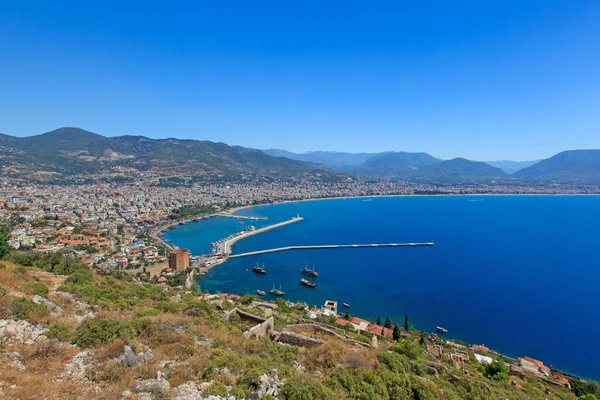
[0,244,597,399]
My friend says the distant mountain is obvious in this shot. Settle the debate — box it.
[409,158,508,183]
[483,160,540,174]
[513,150,600,183]
[0,128,339,180]
[352,152,442,179]
[263,149,383,168]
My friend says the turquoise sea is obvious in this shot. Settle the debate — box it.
[163,195,600,380]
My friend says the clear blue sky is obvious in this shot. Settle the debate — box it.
[1,1,599,160]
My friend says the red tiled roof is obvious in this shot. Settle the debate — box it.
[336,319,351,327]
[365,324,394,339]
[351,317,369,325]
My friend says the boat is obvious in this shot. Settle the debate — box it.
[436,326,448,334]
[343,303,350,308]
[252,263,266,274]
[300,278,317,288]
[269,285,285,296]
[238,220,244,225]
[256,290,266,296]
[301,262,319,277]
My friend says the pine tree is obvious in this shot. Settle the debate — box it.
[384,317,393,329]
[420,333,426,346]
[404,315,409,331]
[376,316,382,326]
[381,326,385,336]
[393,324,401,341]
[0,225,10,259]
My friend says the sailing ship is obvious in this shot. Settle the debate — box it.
[300,278,317,288]
[252,263,266,274]
[301,262,319,277]
[269,285,285,296]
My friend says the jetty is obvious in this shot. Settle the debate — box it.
[217,213,268,221]
[213,216,304,255]
[229,242,434,258]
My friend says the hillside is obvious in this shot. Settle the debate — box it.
[514,150,600,183]
[411,158,509,183]
[0,128,337,180]
[0,253,594,400]
[352,152,442,179]
[263,149,382,168]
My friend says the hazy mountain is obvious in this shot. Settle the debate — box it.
[410,158,508,183]
[263,149,383,167]
[352,152,442,179]
[513,150,600,183]
[483,160,540,174]
[0,127,338,179]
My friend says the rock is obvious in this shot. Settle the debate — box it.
[292,361,305,371]
[0,319,47,344]
[427,366,439,377]
[32,295,63,315]
[480,381,491,392]
[172,381,204,400]
[120,389,133,398]
[132,378,171,395]
[11,352,25,371]
[371,335,379,348]
[170,294,181,303]
[121,345,140,367]
[449,375,461,383]
[62,350,94,380]
[257,369,283,398]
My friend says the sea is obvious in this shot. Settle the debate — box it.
[163,195,600,380]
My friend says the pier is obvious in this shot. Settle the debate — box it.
[217,213,268,221]
[229,242,434,258]
[213,216,304,255]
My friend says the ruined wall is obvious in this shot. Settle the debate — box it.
[274,331,325,347]
[243,317,274,339]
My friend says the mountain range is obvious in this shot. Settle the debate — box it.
[0,127,598,184]
[0,128,334,180]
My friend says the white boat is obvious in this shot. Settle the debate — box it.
[436,326,448,333]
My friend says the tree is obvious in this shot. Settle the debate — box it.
[420,333,426,346]
[0,225,10,259]
[376,316,382,326]
[404,315,409,331]
[381,326,385,336]
[483,360,510,383]
[393,324,401,341]
[384,317,393,329]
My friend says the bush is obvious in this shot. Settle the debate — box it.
[72,318,147,348]
[46,322,73,341]
[483,360,509,383]
[393,336,421,360]
[209,381,228,397]
[25,281,49,296]
[12,297,49,320]
[280,375,334,400]
[230,386,246,399]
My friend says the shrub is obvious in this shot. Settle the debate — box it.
[28,339,63,358]
[230,385,246,399]
[12,297,49,320]
[46,322,73,341]
[0,262,6,269]
[280,375,334,400]
[483,360,509,383]
[25,281,49,296]
[15,265,26,274]
[72,318,144,348]
[209,381,228,397]
[393,336,421,360]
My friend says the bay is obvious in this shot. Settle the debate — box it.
[163,195,600,380]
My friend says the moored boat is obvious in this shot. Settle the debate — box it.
[256,290,266,296]
[252,263,266,274]
[343,303,350,308]
[301,262,319,277]
[436,326,448,333]
[300,278,317,288]
[269,285,285,296]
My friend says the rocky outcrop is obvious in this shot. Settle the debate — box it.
[0,319,47,345]
[62,350,94,381]
[132,378,171,396]
[257,369,283,398]
[32,295,63,315]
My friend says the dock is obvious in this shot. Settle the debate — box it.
[217,213,268,221]
[213,216,304,255]
[229,242,434,258]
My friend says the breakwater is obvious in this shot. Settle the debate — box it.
[212,216,304,255]
[229,242,434,258]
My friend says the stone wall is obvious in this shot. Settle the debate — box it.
[243,317,274,340]
[274,331,324,347]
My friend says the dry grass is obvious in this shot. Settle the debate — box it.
[0,262,31,291]
[95,338,129,362]
[299,339,349,375]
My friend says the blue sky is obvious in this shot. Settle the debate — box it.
[1,1,599,160]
